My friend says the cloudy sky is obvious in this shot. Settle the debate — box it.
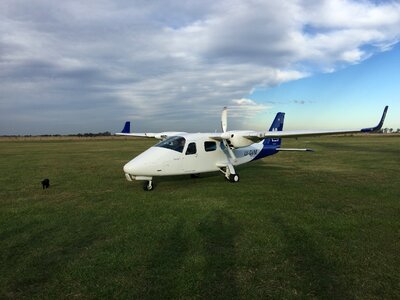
[1,0,399,135]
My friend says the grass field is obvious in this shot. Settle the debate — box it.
[1,136,399,299]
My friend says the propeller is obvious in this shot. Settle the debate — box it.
[221,107,227,133]
[220,107,237,161]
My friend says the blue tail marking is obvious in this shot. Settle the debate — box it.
[121,121,130,133]
[263,112,285,147]
[254,112,285,160]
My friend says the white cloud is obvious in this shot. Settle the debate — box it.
[232,98,257,106]
[0,0,399,133]
[228,98,271,121]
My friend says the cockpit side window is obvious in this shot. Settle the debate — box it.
[185,142,197,155]
[204,141,217,152]
[155,136,186,153]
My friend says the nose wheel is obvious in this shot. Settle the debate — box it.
[143,180,154,191]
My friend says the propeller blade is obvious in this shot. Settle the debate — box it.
[223,139,237,161]
[221,107,227,132]
[221,107,236,161]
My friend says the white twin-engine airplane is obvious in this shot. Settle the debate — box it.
[116,106,388,191]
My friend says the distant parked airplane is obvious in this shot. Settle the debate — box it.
[116,106,388,191]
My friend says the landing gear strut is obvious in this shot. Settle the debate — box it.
[219,163,240,183]
[143,180,154,191]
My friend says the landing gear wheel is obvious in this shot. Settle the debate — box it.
[143,181,154,191]
[190,174,200,178]
[229,174,240,183]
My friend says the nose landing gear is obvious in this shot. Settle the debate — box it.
[143,180,154,191]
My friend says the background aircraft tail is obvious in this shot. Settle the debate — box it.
[263,112,285,147]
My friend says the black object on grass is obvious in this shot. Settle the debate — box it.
[41,178,50,189]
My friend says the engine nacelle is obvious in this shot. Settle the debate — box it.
[227,134,254,148]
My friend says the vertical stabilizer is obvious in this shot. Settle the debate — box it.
[264,112,285,146]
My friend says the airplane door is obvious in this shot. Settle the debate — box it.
[181,142,200,173]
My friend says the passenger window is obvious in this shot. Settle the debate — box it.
[185,142,197,155]
[204,141,217,152]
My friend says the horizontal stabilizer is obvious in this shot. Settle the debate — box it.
[277,148,314,152]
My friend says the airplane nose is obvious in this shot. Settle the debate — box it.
[123,161,135,174]
[123,161,141,182]
[123,147,168,177]
[123,159,148,175]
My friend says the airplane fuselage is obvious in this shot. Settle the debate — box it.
[123,133,277,179]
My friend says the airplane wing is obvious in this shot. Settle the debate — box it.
[115,121,186,139]
[115,132,158,137]
[210,106,388,142]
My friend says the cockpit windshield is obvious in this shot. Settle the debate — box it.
[155,136,186,153]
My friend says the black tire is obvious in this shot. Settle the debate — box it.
[229,174,239,183]
[143,181,154,191]
[190,174,200,178]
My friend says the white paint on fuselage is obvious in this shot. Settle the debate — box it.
[123,133,265,177]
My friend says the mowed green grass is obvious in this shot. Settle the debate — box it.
[0,136,399,299]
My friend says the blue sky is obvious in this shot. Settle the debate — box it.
[250,44,400,130]
[0,0,399,134]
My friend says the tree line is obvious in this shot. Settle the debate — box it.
[2,131,112,137]
[379,128,400,134]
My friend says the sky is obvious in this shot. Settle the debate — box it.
[0,0,399,135]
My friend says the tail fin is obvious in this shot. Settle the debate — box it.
[121,121,130,134]
[264,112,285,146]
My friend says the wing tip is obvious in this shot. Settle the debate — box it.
[120,121,130,134]
[361,105,388,132]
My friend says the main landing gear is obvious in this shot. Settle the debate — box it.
[219,163,240,183]
[228,173,240,182]
[143,180,154,191]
